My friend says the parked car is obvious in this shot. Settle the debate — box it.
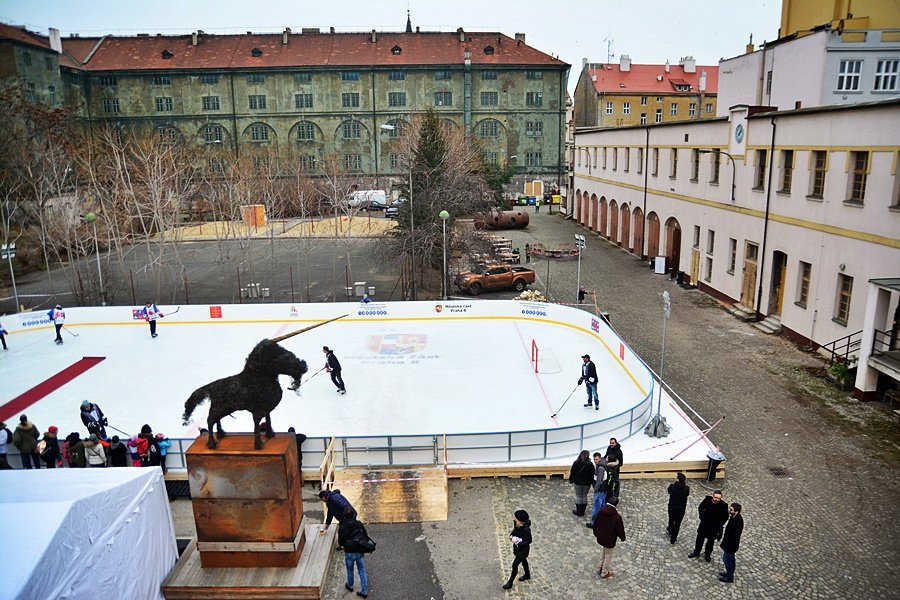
[455,264,536,296]
[385,198,407,219]
[360,200,388,211]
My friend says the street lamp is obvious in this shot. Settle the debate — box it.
[574,234,585,302]
[439,210,449,300]
[380,122,416,300]
[646,291,672,438]
[83,211,106,306]
[698,149,736,203]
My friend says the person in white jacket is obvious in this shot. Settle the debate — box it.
[84,434,107,467]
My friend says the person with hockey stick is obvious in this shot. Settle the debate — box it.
[140,301,165,338]
[47,304,65,344]
[323,346,346,395]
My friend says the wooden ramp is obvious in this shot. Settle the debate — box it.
[163,517,336,600]
[333,467,448,524]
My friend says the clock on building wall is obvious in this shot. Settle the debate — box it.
[734,124,745,143]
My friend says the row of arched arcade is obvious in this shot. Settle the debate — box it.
[572,189,683,273]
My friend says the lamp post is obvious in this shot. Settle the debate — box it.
[698,149,736,203]
[646,291,671,438]
[439,210,449,299]
[1,241,18,312]
[83,212,106,306]
[574,234,585,302]
[380,122,416,300]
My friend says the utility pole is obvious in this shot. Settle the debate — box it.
[574,234,585,303]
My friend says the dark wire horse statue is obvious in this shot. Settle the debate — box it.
[182,339,307,449]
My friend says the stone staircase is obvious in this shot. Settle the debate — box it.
[753,314,783,335]
[728,303,756,322]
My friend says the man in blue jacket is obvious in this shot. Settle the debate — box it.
[319,489,355,539]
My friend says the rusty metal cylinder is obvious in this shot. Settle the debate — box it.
[474,209,530,230]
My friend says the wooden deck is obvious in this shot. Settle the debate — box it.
[333,467,448,524]
[162,518,336,600]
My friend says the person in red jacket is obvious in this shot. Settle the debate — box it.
[592,496,626,579]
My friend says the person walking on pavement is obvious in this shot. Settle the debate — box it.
[579,354,599,409]
[140,301,165,338]
[13,414,41,469]
[568,449,594,517]
[719,503,743,583]
[605,438,624,498]
[578,286,586,304]
[688,489,730,562]
[666,472,691,544]
[524,243,531,263]
[501,509,532,590]
[586,452,611,528]
[339,507,371,598]
[47,304,65,344]
[593,496,625,579]
[535,196,541,213]
[323,346,346,395]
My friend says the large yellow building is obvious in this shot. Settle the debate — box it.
[780,0,900,38]
[573,56,717,129]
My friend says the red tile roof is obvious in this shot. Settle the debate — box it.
[587,63,718,94]
[0,23,50,50]
[79,31,567,71]
[61,37,103,65]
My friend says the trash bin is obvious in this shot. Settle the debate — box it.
[354,281,366,297]
[368,286,376,297]
[705,450,726,481]
[676,271,685,285]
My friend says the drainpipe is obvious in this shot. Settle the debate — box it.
[641,126,650,258]
[755,115,777,320]
[229,73,240,158]
[371,69,378,185]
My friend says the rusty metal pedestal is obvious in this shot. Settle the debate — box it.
[186,434,305,568]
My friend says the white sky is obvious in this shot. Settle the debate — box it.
[1,0,782,91]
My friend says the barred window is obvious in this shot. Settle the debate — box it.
[481,91,498,106]
[344,153,362,170]
[99,75,118,87]
[199,74,219,85]
[525,121,543,137]
[481,70,497,80]
[250,124,269,141]
[248,95,267,109]
[155,97,174,112]
[526,92,543,107]
[525,152,542,167]
[152,75,171,85]
[157,126,178,145]
[247,73,266,84]
[201,96,220,111]
[296,122,316,141]
[479,120,500,137]
[295,72,312,83]
[342,93,360,108]
[295,93,313,109]
[299,155,318,171]
[341,71,360,81]
[434,70,451,80]
[526,70,543,80]
[434,91,452,106]
[101,98,120,114]
[342,121,361,139]
[388,70,405,81]
[204,125,224,143]
[389,92,407,107]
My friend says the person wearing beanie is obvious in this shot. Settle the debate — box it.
[80,400,108,440]
[47,304,66,344]
[107,435,129,467]
[13,414,41,469]
[502,509,532,590]
[85,433,107,467]
[137,425,161,468]
[65,432,87,468]
[40,425,61,468]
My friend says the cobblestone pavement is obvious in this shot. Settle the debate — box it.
[164,208,900,598]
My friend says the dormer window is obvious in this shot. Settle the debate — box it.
[251,47,263,57]
[484,45,494,55]
[161,50,174,59]
[391,45,402,55]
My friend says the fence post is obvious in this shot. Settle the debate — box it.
[432,435,438,466]
[341,438,348,467]
[387,436,393,466]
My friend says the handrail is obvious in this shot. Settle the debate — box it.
[823,329,863,365]
[319,436,336,490]
[872,328,895,356]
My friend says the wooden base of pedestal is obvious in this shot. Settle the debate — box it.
[163,518,337,600]
[198,527,306,568]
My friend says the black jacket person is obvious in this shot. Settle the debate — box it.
[689,490,729,561]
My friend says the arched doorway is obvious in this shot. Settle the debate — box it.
[632,207,644,257]
[574,189,582,223]
[581,191,590,226]
[647,212,661,257]
[591,194,599,232]
[600,197,608,238]
[665,217,682,275]
[621,204,631,249]
[609,200,619,244]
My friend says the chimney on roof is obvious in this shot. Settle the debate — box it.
[416,27,420,33]
[48,28,62,53]
[681,55,696,73]
[746,34,755,54]
[283,28,291,44]
[192,31,198,46]
[582,57,589,69]
[514,33,525,44]
[457,28,464,42]
[371,29,377,43]
[619,54,631,72]
[330,27,335,34]
[699,70,707,92]
[664,59,670,73]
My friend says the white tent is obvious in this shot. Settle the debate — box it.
[0,467,178,600]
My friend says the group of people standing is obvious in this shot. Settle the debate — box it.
[0,402,171,472]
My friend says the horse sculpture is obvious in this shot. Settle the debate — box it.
[181,315,345,450]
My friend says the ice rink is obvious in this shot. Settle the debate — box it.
[0,300,715,466]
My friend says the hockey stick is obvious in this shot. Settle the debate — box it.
[288,366,326,393]
[63,326,79,337]
[270,314,348,343]
[550,383,581,418]
[164,306,180,316]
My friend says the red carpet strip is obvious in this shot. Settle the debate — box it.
[0,357,106,421]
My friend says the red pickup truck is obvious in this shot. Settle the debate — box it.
[455,264,536,296]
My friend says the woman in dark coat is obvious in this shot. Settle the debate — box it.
[502,509,532,590]
[40,426,61,468]
[569,450,594,516]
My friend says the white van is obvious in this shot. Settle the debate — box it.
[348,190,388,211]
